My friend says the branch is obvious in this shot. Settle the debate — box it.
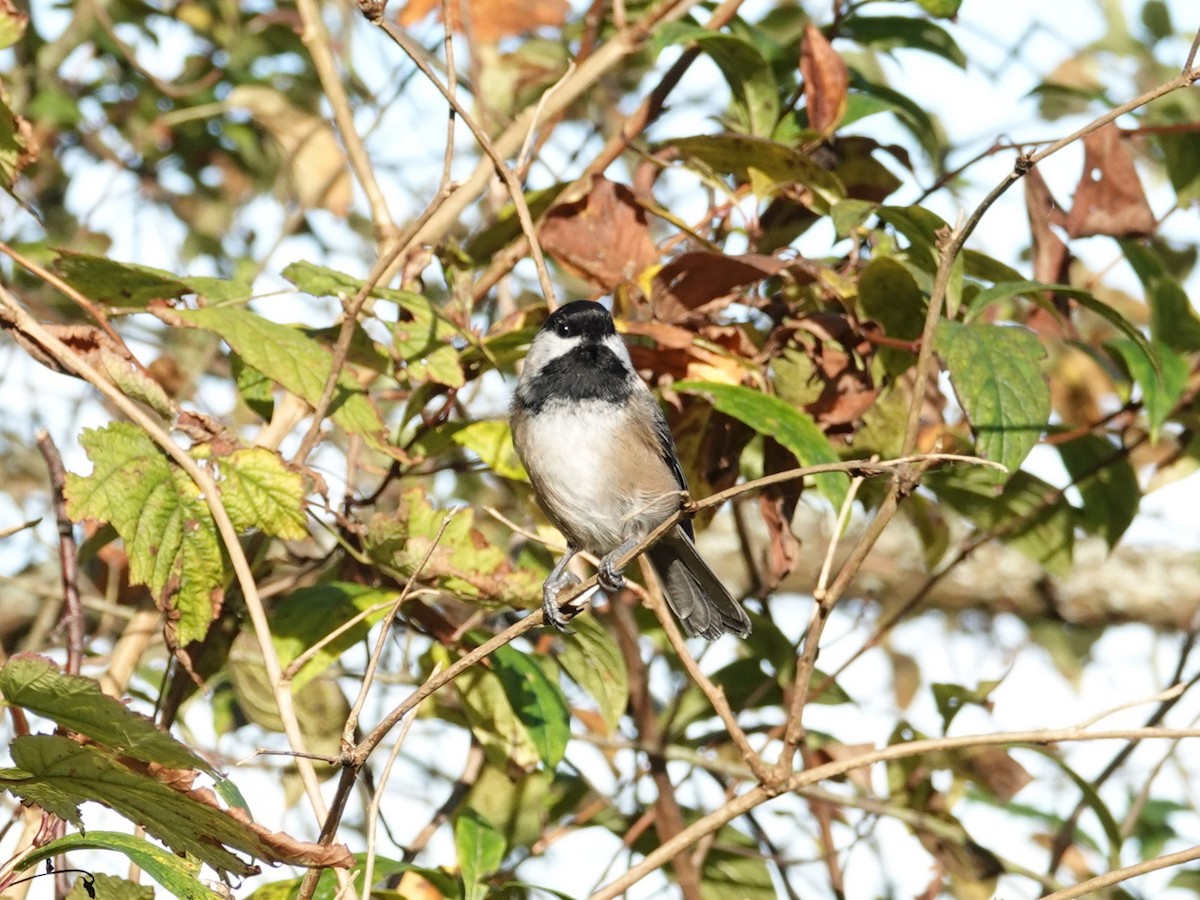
[1042,843,1200,899]
[0,287,332,830]
[589,726,1200,900]
[33,431,84,675]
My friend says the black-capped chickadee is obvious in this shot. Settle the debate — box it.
[510,300,751,640]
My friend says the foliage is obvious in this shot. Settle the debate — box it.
[1,0,1199,897]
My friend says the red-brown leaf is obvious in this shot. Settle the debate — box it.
[801,23,849,135]
[539,177,658,291]
[652,251,793,324]
[1064,124,1156,238]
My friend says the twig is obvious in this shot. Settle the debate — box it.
[646,565,773,783]
[589,726,1200,900]
[1042,843,1200,899]
[294,0,395,242]
[374,20,559,312]
[33,431,84,675]
[1183,23,1200,74]
[361,664,438,900]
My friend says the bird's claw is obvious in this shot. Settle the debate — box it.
[542,572,582,634]
[598,557,625,593]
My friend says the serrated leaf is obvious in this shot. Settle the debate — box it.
[173,307,389,452]
[270,583,398,691]
[491,644,570,768]
[65,423,224,645]
[676,380,848,509]
[18,832,219,900]
[455,809,506,900]
[1107,338,1188,441]
[842,14,966,67]
[936,321,1049,476]
[214,448,307,540]
[0,735,351,877]
[0,655,214,774]
[858,256,924,374]
[558,615,628,734]
[1057,434,1139,547]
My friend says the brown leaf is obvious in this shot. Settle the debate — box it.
[1064,124,1156,238]
[959,746,1032,803]
[759,438,802,587]
[539,177,658,292]
[801,23,848,134]
[652,251,793,324]
[397,0,567,41]
[810,742,874,793]
[1024,165,1070,283]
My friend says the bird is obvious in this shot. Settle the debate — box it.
[509,300,752,641]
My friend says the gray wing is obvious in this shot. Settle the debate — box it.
[650,400,695,542]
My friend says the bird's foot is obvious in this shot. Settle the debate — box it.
[542,571,582,633]
[598,555,626,593]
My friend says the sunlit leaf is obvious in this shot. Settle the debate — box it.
[677,380,848,509]
[936,321,1049,476]
[491,644,570,768]
[455,809,506,900]
[558,615,628,734]
[1107,338,1188,441]
[211,447,308,540]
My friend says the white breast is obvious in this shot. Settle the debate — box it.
[518,400,632,554]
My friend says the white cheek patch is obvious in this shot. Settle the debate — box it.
[522,332,575,381]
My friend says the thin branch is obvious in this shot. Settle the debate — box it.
[589,726,1200,900]
[294,0,395,242]
[33,431,84,675]
[1187,24,1200,73]
[373,20,559,311]
[1043,843,1200,900]
[0,286,332,829]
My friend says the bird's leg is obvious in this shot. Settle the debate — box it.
[598,535,640,593]
[543,545,582,633]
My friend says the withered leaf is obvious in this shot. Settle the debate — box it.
[1064,124,1156,238]
[1024,164,1071,314]
[759,438,802,587]
[652,251,795,323]
[397,0,567,41]
[539,176,658,292]
[801,23,849,135]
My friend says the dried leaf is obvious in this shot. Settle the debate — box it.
[652,251,791,323]
[1064,124,1156,238]
[801,23,849,134]
[539,177,658,291]
[1024,166,1070,291]
[397,0,567,41]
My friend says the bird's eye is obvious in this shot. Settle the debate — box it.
[555,321,571,338]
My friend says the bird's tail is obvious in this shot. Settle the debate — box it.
[647,527,751,640]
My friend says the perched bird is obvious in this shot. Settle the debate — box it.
[509,300,751,640]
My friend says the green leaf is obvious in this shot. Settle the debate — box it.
[17,832,219,900]
[455,809,506,900]
[913,0,962,19]
[67,873,155,900]
[967,280,1156,374]
[558,615,629,734]
[665,134,845,204]
[1107,338,1188,441]
[449,648,542,771]
[842,15,966,67]
[53,251,246,307]
[212,447,308,540]
[0,99,32,192]
[467,184,570,264]
[491,644,571,768]
[857,256,925,374]
[65,423,224,645]
[677,380,848,509]
[271,583,398,691]
[0,1,26,50]
[700,826,777,900]
[935,321,1049,476]
[0,655,215,774]
[848,75,944,164]
[931,680,1000,733]
[173,307,389,452]
[928,469,1075,574]
[1057,434,1139,547]
[0,735,348,877]
[657,25,779,137]
[877,205,963,314]
[414,420,527,481]
[282,260,436,319]
[231,352,275,421]
[1120,240,1200,351]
